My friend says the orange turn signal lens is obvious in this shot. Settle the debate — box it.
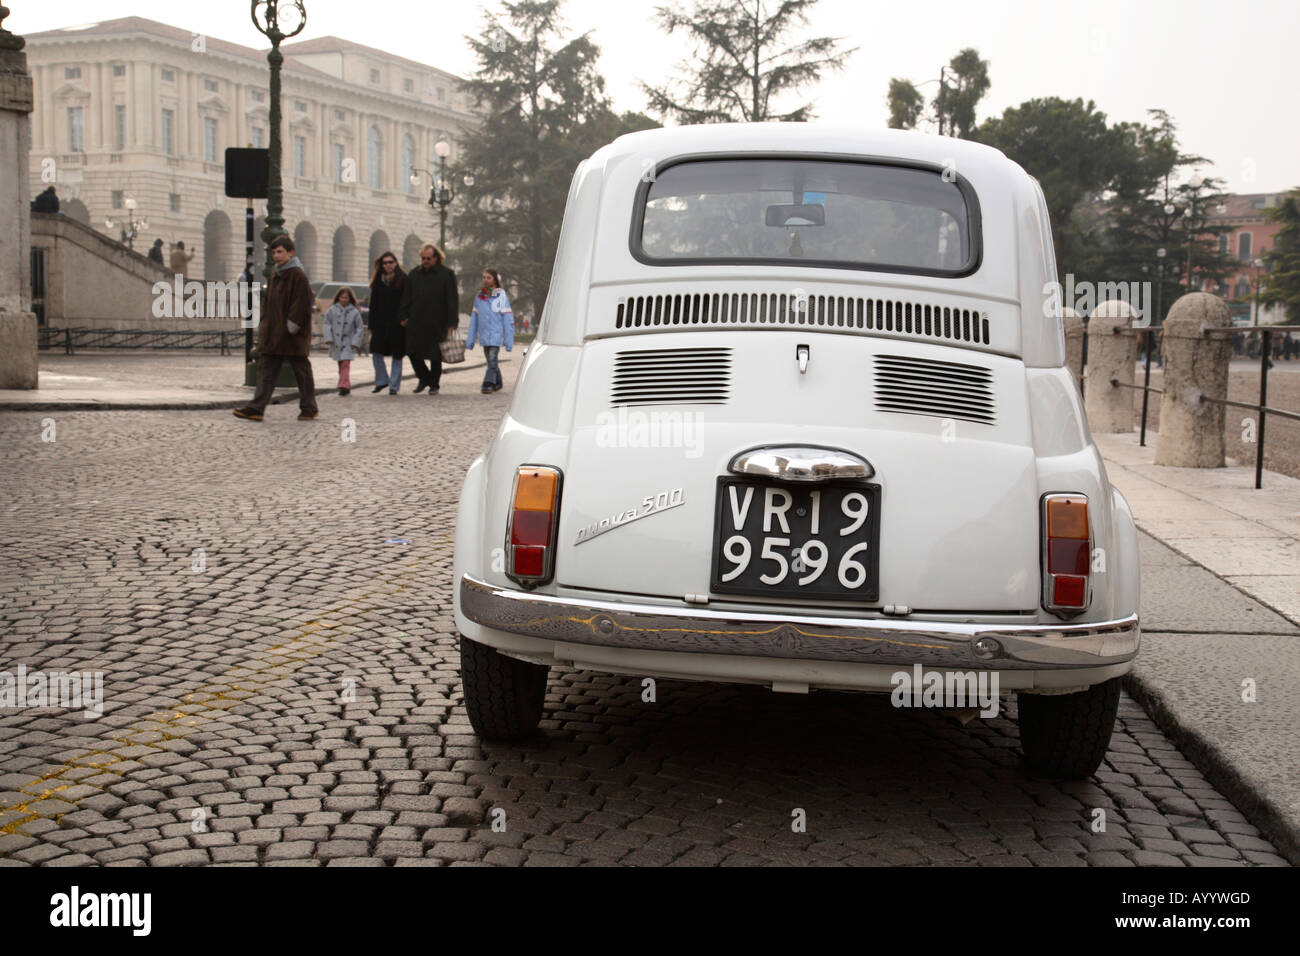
[1045,495,1089,540]
[514,468,558,512]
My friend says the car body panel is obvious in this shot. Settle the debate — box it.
[452,124,1139,694]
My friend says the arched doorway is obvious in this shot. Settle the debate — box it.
[402,233,422,270]
[203,210,232,280]
[332,225,355,280]
[368,229,390,270]
[64,198,89,225]
[293,221,318,279]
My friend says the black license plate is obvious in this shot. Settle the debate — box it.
[710,478,880,602]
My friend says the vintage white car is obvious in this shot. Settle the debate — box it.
[453,124,1140,779]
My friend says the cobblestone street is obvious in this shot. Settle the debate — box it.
[0,359,1289,867]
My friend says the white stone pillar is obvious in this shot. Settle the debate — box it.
[0,8,39,389]
[1063,306,1083,394]
[1083,299,1138,433]
[1154,293,1233,468]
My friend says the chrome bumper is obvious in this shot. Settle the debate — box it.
[459,575,1140,671]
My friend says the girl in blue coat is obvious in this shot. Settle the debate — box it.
[466,268,513,394]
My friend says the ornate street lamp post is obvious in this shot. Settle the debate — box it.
[106,196,147,251]
[1184,172,1204,293]
[410,138,455,250]
[250,1,306,280]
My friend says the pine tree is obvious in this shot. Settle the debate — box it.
[453,1,652,317]
[641,0,854,124]
[1260,188,1300,323]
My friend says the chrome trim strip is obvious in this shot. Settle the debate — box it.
[460,575,1139,670]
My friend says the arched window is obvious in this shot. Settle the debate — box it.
[367,126,383,189]
[401,134,415,194]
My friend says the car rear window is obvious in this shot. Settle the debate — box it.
[635,158,978,276]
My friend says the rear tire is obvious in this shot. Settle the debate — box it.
[459,635,549,740]
[1017,677,1121,779]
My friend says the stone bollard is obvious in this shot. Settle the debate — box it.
[1154,293,1232,467]
[1084,300,1138,433]
[1063,307,1083,394]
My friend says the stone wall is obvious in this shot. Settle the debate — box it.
[30,211,225,331]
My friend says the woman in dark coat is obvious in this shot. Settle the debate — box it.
[397,243,459,394]
[368,251,406,394]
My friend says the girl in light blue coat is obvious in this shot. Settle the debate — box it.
[466,268,513,394]
[323,287,364,396]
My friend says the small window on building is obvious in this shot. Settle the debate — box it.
[370,68,381,83]
[111,190,124,209]
[251,90,265,102]
[112,64,126,77]
[404,78,414,93]
[1235,279,1250,299]
[115,104,126,150]
[1238,233,1252,261]
[161,108,174,155]
[161,68,175,82]
[334,109,346,121]
[67,106,84,152]
[1218,234,1229,255]
[204,117,218,163]
[65,66,82,79]
[294,101,307,113]
[334,143,345,183]
[294,136,307,177]
[169,193,181,213]
[204,78,218,92]
[252,126,264,149]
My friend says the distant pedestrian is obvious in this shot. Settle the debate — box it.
[323,287,364,396]
[368,251,406,394]
[170,240,195,276]
[31,185,59,213]
[466,268,512,394]
[397,243,458,395]
[147,238,165,265]
[233,234,317,422]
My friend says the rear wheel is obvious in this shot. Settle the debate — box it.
[1017,677,1121,779]
[459,635,549,740]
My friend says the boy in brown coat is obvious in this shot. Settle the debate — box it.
[233,235,318,421]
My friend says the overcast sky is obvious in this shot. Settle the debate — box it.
[12,0,1297,194]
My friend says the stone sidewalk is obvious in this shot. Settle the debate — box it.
[1097,430,1300,864]
[0,351,499,410]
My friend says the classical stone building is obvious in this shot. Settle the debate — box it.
[25,16,476,291]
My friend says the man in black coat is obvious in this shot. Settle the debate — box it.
[397,243,459,394]
[31,186,59,213]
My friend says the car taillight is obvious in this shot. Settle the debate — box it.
[1042,493,1091,615]
[507,465,561,587]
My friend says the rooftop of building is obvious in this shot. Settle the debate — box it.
[25,16,463,85]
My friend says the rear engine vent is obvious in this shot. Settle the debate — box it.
[616,292,990,345]
[610,347,732,407]
[873,354,995,425]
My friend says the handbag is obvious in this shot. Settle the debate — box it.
[440,325,466,364]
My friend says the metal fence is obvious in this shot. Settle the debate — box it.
[38,327,328,356]
[1096,323,1300,489]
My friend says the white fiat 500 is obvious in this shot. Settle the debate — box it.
[453,124,1140,779]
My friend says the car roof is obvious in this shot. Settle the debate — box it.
[596,123,1020,179]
